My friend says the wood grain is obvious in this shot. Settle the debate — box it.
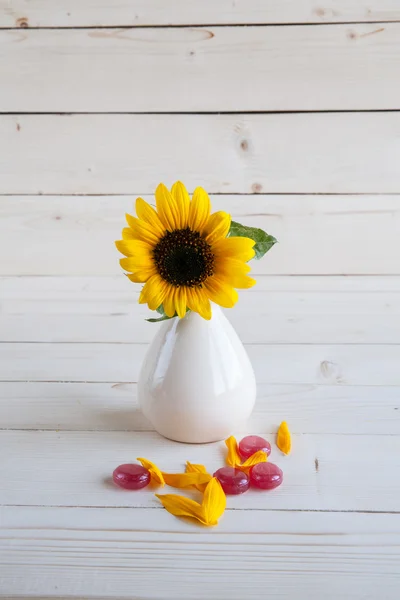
[1,381,399,434]
[2,194,399,275]
[1,113,400,194]
[1,24,399,112]
[1,0,400,27]
[2,507,399,600]
[0,430,399,511]
[1,341,399,385]
[1,276,400,343]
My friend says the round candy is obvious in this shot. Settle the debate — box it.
[238,435,271,459]
[213,467,250,495]
[113,463,151,490]
[250,462,283,490]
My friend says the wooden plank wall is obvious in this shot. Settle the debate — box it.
[1,2,400,598]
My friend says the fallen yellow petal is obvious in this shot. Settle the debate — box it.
[225,435,241,467]
[225,436,268,472]
[238,450,268,472]
[185,461,207,474]
[276,421,291,455]
[156,493,205,522]
[156,477,227,527]
[185,462,211,492]
[162,472,212,489]
[137,457,165,486]
[201,477,226,526]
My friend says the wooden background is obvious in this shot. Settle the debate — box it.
[0,1,400,598]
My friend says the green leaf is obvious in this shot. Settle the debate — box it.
[147,305,190,323]
[146,314,177,323]
[228,221,277,260]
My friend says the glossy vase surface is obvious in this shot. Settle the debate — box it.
[138,305,256,443]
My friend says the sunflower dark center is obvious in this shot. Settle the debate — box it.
[153,228,215,287]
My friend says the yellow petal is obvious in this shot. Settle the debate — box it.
[115,239,152,259]
[188,186,211,233]
[171,181,190,229]
[185,462,212,492]
[213,237,256,262]
[225,435,241,467]
[214,258,256,289]
[237,450,268,472]
[186,461,208,474]
[277,421,291,455]
[204,211,231,245]
[125,213,161,245]
[136,197,166,237]
[201,477,226,526]
[162,472,212,489]
[156,493,205,522]
[175,286,187,319]
[155,183,180,231]
[137,457,165,486]
[139,275,169,310]
[120,255,154,271]
[186,287,211,320]
[127,268,156,283]
[204,276,238,309]
[163,285,177,317]
[122,227,135,240]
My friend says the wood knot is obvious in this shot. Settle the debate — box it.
[16,17,29,28]
[314,457,319,472]
[252,183,263,193]
[314,8,325,17]
[347,30,357,40]
[16,123,21,132]
[240,140,249,152]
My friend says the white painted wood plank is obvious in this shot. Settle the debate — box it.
[0,430,399,511]
[1,24,399,112]
[1,0,400,27]
[1,194,399,275]
[1,276,400,344]
[1,381,399,434]
[4,274,400,295]
[1,507,399,600]
[1,342,399,385]
[2,113,400,194]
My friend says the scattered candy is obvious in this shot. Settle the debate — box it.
[113,463,151,490]
[276,421,291,455]
[113,432,286,526]
[213,467,250,495]
[250,462,283,490]
[225,435,267,472]
[239,435,271,459]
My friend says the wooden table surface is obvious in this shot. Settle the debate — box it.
[1,1,400,598]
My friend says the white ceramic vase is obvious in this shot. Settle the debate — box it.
[138,305,256,443]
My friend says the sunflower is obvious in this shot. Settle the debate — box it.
[115,181,256,320]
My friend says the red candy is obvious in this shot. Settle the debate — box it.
[213,467,250,495]
[113,463,151,490]
[250,462,283,490]
[238,435,271,459]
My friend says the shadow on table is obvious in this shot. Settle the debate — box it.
[96,407,153,432]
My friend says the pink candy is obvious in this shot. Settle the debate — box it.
[213,467,250,495]
[250,462,283,490]
[238,435,271,459]
[113,464,151,490]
